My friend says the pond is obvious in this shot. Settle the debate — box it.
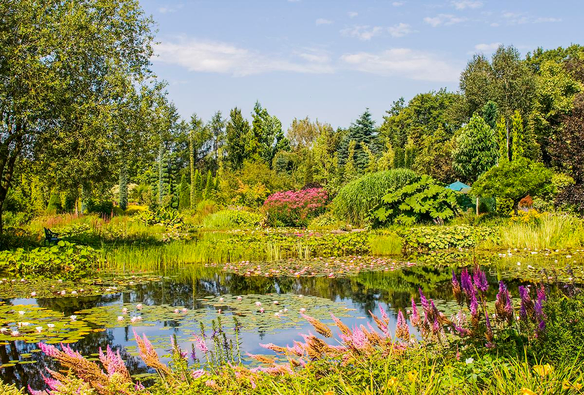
[1,250,581,390]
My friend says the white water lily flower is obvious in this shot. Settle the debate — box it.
[47,324,55,329]
[136,304,143,310]
[36,327,43,333]
[11,330,20,337]
[255,302,262,307]
[117,316,124,321]
[466,358,474,364]
[70,315,77,320]
[18,311,25,315]
[30,292,37,297]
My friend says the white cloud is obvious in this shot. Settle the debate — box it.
[158,4,183,14]
[392,2,405,6]
[451,0,482,10]
[348,11,359,18]
[424,14,466,27]
[474,42,501,53]
[341,48,460,82]
[388,23,415,37]
[341,25,384,41]
[316,18,333,25]
[502,11,561,25]
[154,37,334,76]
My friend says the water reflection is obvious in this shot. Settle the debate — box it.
[0,261,548,389]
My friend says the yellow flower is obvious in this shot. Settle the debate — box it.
[533,364,554,377]
[406,371,418,382]
[562,381,583,390]
[520,388,537,395]
[387,377,398,387]
[324,391,335,395]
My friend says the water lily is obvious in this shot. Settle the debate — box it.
[255,302,262,307]
[71,291,78,295]
[259,308,265,313]
[36,326,43,333]
[237,296,243,301]
[117,316,124,321]
[273,301,279,305]
[136,304,143,310]
[47,324,55,329]
[11,330,20,337]
[300,308,306,313]
[122,308,128,314]
[30,291,37,297]
[174,309,180,314]
[18,311,25,315]
[219,297,224,302]
[465,357,474,364]
[181,308,188,313]
[70,315,77,321]
[60,290,66,296]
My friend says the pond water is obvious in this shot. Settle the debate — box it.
[1,251,581,390]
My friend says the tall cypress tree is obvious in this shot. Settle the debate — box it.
[119,161,128,210]
[179,174,190,210]
[511,110,525,160]
[226,108,250,170]
[496,116,508,162]
[203,170,213,200]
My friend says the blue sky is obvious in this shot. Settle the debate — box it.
[142,0,581,129]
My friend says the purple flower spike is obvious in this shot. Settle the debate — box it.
[473,267,489,293]
[470,289,479,318]
[419,288,429,311]
[519,286,535,320]
[460,268,473,294]
[410,298,420,327]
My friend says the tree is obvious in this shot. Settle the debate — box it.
[0,0,154,232]
[482,101,499,129]
[452,114,498,183]
[496,116,508,162]
[203,170,213,200]
[208,111,226,169]
[249,102,289,167]
[225,108,250,170]
[511,110,525,160]
[287,117,322,149]
[178,174,190,210]
[471,157,553,213]
[338,109,377,172]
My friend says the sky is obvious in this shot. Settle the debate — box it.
[141,0,581,129]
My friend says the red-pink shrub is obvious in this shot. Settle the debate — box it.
[263,188,328,227]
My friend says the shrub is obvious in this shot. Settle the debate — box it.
[201,209,262,229]
[332,169,419,226]
[263,188,328,227]
[0,241,97,279]
[398,225,499,252]
[371,175,460,226]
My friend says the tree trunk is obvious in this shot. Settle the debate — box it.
[476,197,480,216]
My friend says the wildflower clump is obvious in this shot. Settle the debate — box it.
[263,188,328,227]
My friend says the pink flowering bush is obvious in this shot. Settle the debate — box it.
[263,188,328,227]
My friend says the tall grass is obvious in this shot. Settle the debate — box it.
[494,213,584,250]
[332,169,419,226]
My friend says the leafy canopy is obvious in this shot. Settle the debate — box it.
[471,157,553,210]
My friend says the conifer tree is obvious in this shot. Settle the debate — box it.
[378,141,395,171]
[119,162,128,211]
[344,141,358,181]
[193,170,202,203]
[496,116,508,162]
[482,101,499,130]
[363,144,378,173]
[226,108,250,170]
[338,109,377,172]
[511,110,525,160]
[179,174,190,210]
[203,170,213,200]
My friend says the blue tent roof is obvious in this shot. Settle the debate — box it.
[447,181,471,192]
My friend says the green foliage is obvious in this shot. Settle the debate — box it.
[511,110,525,160]
[0,241,97,279]
[397,225,499,252]
[337,109,377,172]
[179,174,190,210]
[201,209,262,229]
[472,157,554,211]
[452,114,498,183]
[226,108,251,170]
[332,169,419,225]
[372,176,459,226]
[138,207,184,229]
